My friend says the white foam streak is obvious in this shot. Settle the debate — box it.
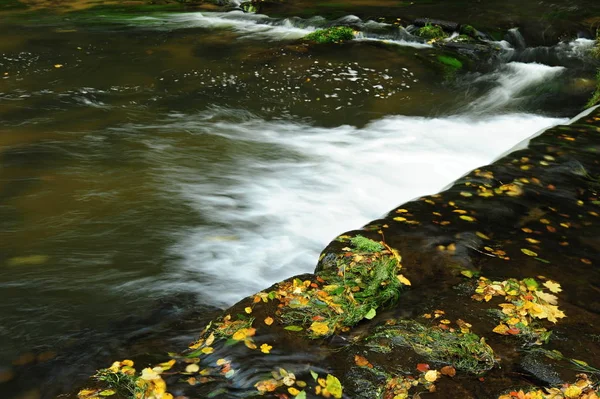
[469,62,565,112]
[153,111,563,306]
[131,11,315,40]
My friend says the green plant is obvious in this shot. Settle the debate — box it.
[304,26,355,44]
[350,235,384,252]
[367,320,496,375]
[94,368,144,398]
[280,254,404,338]
[415,23,448,40]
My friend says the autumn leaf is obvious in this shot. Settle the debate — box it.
[260,343,272,354]
[325,374,343,399]
[459,215,476,222]
[288,387,300,396]
[543,280,562,293]
[185,364,200,373]
[99,390,116,397]
[440,366,456,377]
[354,355,373,368]
[396,274,411,286]
[521,248,538,257]
[264,317,274,326]
[493,324,510,335]
[244,307,253,314]
[424,370,439,382]
[416,363,430,372]
[310,321,330,336]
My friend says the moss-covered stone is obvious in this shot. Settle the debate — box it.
[304,26,355,44]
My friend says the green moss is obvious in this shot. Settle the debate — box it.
[350,235,384,253]
[304,26,354,44]
[437,55,463,69]
[416,23,448,40]
[460,24,477,37]
[367,320,495,375]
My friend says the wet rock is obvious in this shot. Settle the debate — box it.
[518,352,563,386]
[413,18,459,32]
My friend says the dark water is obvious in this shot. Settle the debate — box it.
[0,1,598,397]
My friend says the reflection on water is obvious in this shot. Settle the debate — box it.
[0,5,595,397]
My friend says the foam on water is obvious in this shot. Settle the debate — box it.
[469,62,565,112]
[139,109,565,307]
[130,11,316,40]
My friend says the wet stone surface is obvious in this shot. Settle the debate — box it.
[70,108,600,398]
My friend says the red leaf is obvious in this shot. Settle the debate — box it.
[416,363,430,372]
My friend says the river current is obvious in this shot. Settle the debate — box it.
[0,6,597,396]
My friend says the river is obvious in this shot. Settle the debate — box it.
[0,3,597,397]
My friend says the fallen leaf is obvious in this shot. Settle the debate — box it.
[354,355,372,368]
[264,317,274,326]
[310,321,330,336]
[424,370,439,382]
[260,343,272,354]
[185,364,200,373]
[364,308,377,320]
[521,248,538,257]
[416,363,430,372]
[396,274,411,286]
[325,374,343,399]
[543,280,562,293]
[440,366,456,377]
[244,307,252,314]
[284,325,303,332]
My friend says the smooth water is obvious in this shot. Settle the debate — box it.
[0,4,596,396]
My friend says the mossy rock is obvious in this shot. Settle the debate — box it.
[304,26,355,44]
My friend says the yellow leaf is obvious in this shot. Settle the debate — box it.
[564,386,582,398]
[264,317,274,326]
[459,215,476,222]
[78,389,99,398]
[492,324,509,335]
[260,343,272,354]
[521,248,538,257]
[535,291,558,305]
[310,321,330,336]
[244,339,257,349]
[396,274,411,286]
[288,387,300,396]
[424,370,439,382]
[245,307,253,314]
[543,280,562,293]
[232,328,248,341]
[201,347,214,354]
[325,374,343,399]
[205,333,215,347]
[99,390,116,397]
[54,64,63,68]
[185,364,200,373]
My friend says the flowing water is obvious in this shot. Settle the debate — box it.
[0,4,598,397]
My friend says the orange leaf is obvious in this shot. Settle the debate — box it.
[440,365,456,377]
[416,363,430,372]
[354,355,372,368]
